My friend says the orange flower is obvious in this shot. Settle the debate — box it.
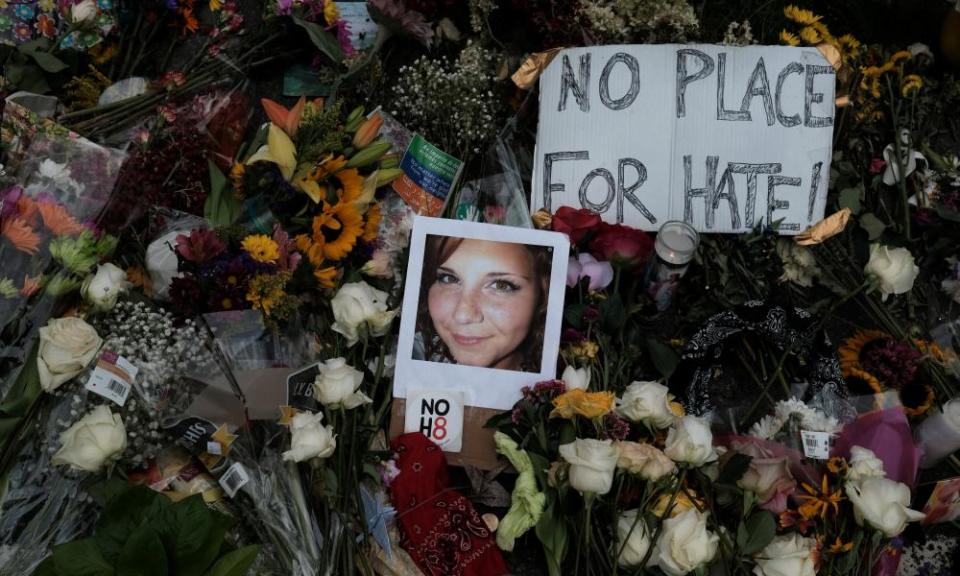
[2,217,41,254]
[21,274,41,297]
[261,96,306,137]
[826,537,853,554]
[125,266,152,297]
[363,202,381,242]
[181,7,199,33]
[797,475,843,521]
[309,155,349,183]
[826,457,847,475]
[37,201,85,236]
[550,388,615,419]
[778,509,815,534]
[314,266,338,288]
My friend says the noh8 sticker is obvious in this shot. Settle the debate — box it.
[404,389,464,453]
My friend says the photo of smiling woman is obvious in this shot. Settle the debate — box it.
[414,234,552,372]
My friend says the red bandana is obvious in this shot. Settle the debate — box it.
[389,433,508,576]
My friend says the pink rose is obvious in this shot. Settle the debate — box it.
[733,442,796,513]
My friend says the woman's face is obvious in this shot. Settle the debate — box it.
[428,239,540,370]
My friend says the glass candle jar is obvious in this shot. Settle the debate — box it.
[647,221,700,311]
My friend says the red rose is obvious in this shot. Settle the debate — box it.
[589,223,654,268]
[551,206,601,244]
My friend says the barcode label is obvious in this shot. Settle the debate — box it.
[800,430,832,459]
[219,463,249,498]
[85,350,134,406]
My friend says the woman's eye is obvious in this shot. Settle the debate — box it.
[490,279,520,293]
[437,272,458,285]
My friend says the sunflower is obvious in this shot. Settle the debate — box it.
[780,30,800,46]
[838,330,890,378]
[313,201,363,261]
[843,367,883,396]
[314,266,338,289]
[336,168,365,204]
[362,202,381,243]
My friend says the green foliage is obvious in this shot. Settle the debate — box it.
[33,484,258,576]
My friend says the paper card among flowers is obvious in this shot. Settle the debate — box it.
[922,477,960,524]
[395,216,569,411]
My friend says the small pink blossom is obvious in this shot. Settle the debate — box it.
[566,253,614,291]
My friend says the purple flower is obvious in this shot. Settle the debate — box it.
[566,253,614,291]
[275,0,293,15]
[861,338,922,390]
[1,186,23,220]
[368,0,434,47]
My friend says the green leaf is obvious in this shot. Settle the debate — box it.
[17,38,50,54]
[838,186,862,215]
[203,545,259,576]
[204,161,240,227]
[51,539,114,576]
[292,16,345,64]
[645,338,680,378]
[86,478,132,508]
[563,302,586,330]
[154,495,218,576]
[118,524,168,576]
[600,292,625,331]
[31,557,57,576]
[94,485,162,563]
[859,213,886,240]
[935,205,960,223]
[29,51,69,73]
[717,453,752,485]
[535,503,568,576]
[736,511,776,555]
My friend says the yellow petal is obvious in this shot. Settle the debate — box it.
[267,124,297,180]
[296,177,324,204]
[356,172,379,210]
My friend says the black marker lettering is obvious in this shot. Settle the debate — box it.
[676,49,714,118]
[804,64,834,127]
[618,158,655,224]
[775,62,803,127]
[728,163,782,229]
[739,57,775,126]
[559,53,591,112]
[717,53,751,121]
[768,174,802,230]
[543,151,589,212]
[579,168,616,214]
[600,53,640,110]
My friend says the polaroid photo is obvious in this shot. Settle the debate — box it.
[395,216,570,410]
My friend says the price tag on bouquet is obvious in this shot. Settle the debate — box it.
[800,430,835,460]
[404,390,465,453]
[85,350,139,406]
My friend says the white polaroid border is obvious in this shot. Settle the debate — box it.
[395,216,570,410]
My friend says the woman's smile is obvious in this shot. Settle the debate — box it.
[427,239,539,370]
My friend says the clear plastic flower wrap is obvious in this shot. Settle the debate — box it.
[218,432,323,576]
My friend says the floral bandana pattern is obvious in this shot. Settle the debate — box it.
[389,432,508,576]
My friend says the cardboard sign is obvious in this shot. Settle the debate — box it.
[532,45,835,234]
[404,389,465,452]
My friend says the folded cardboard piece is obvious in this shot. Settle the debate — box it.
[389,399,502,470]
[188,367,293,427]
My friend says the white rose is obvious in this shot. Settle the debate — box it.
[283,411,336,462]
[864,244,919,300]
[330,281,397,346]
[846,477,925,537]
[313,357,371,409]
[52,405,126,472]
[616,441,676,481]
[561,365,591,390]
[664,416,717,467]
[753,533,817,576]
[81,263,131,311]
[651,508,719,576]
[71,0,98,23]
[558,438,620,495]
[847,446,885,484]
[37,317,102,392]
[617,381,677,429]
[616,509,651,568]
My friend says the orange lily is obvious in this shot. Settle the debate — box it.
[261,96,306,137]
[796,475,843,521]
